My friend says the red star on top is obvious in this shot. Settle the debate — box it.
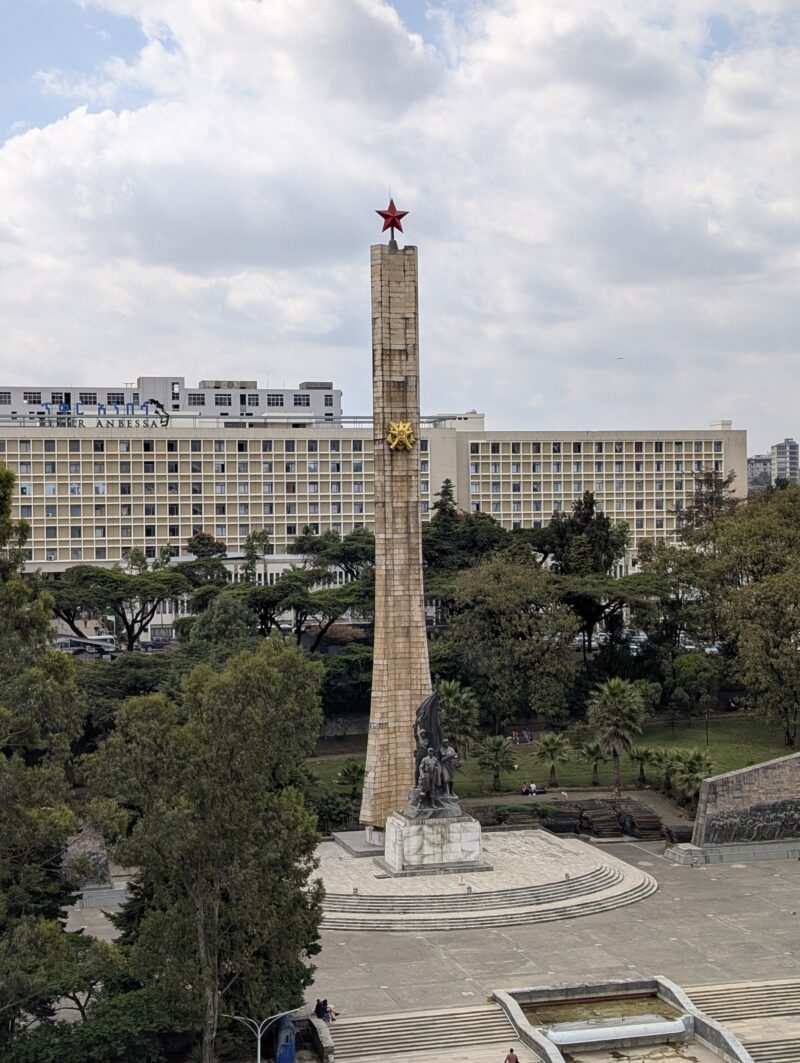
[376,198,408,234]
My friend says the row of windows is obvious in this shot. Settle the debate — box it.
[20,501,370,519]
[470,460,721,474]
[0,437,373,454]
[18,480,372,497]
[0,391,336,409]
[11,459,370,475]
[469,440,724,455]
[472,481,684,497]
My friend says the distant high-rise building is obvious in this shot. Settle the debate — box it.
[771,438,799,486]
[747,453,771,494]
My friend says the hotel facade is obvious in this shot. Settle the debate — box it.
[0,376,747,577]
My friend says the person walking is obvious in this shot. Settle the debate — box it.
[505,1048,520,1063]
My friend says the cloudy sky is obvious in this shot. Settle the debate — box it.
[1,0,799,452]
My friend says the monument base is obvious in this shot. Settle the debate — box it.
[379,811,492,876]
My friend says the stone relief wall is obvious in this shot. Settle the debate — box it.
[693,751,800,846]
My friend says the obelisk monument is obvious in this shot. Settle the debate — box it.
[359,201,432,840]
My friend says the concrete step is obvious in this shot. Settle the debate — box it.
[746,1040,800,1063]
[688,982,800,1022]
[332,1005,515,1061]
[322,873,656,932]
[324,864,622,913]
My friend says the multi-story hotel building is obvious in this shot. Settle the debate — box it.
[0,376,746,575]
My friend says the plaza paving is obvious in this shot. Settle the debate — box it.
[311,840,800,1017]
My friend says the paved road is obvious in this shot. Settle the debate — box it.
[312,841,800,1017]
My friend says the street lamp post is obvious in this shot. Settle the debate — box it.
[223,1009,295,1063]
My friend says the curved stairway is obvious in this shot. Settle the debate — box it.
[321,863,656,932]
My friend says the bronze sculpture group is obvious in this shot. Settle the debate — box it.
[404,688,462,820]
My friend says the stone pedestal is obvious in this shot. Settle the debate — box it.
[379,812,492,876]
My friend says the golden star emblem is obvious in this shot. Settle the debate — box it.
[386,421,416,451]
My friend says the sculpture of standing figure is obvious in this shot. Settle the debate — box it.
[439,739,458,796]
[414,727,429,787]
[418,747,443,807]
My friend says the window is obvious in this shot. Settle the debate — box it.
[143,440,154,453]
[45,505,56,518]
[553,501,563,512]
[714,440,722,453]
[615,500,625,511]
[533,500,542,512]
[168,482,179,494]
[532,481,541,492]
[215,393,232,406]
[635,480,644,492]
[714,460,723,472]
[44,484,56,498]
[69,483,80,496]
[237,461,248,473]
[215,484,225,495]
[70,548,83,560]
[95,483,106,496]
[70,526,81,539]
[191,503,203,516]
[354,502,364,515]
[491,501,501,513]
[675,460,684,473]
[308,440,318,453]
[0,391,10,404]
[20,504,32,518]
[285,462,295,474]
[655,461,664,472]
[191,440,202,452]
[69,504,81,517]
[615,441,623,453]
[324,394,333,407]
[352,440,363,453]
[634,441,643,453]
[635,499,644,510]
[168,461,179,474]
[286,525,297,537]
[675,479,683,491]
[512,500,521,512]
[331,482,341,494]
[331,502,340,514]
[293,393,310,407]
[635,518,644,530]
[573,482,582,492]
[655,441,663,453]
[144,462,155,474]
[573,442,582,453]
[285,440,295,453]
[470,442,479,455]
[45,526,57,539]
[595,461,604,472]
[192,483,203,494]
[120,483,131,495]
[512,442,521,454]
[655,480,664,491]
[553,482,562,492]
[634,461,643,473]
[263,503,274,515]
[573,462,581,473]
[655,517,664,529]
[309,482,319,493]
[121,504,132,516]
[511,462,520,474]
[69,440,80,452]
[491,462,500,474]
[263,483,273,494]
[168,504,179,516]
[309,460,319,473]
[532,461,541,473]
[470,462,479,474]
[655,499,664,510]
[107,391,125,405]
[19,462,31,474]
[595,442,603,453]
[694,441,703,452]
[144,503,156,516]
[595,481,604,492]
[23,391,42,404]
[80,392,98,405]
[552,442,561,454]
[353,482,363,493]
[421,481,429,493]
[615,480,624,492]
[262,461,273,473]
[44,440,55,452]
[95,526,106,538]
[286,503,297,514]
[532,442,541,454]
[491,442,500,455]
[247,393,259,406]
[553,461,561,473]
[614,462,624,474]
[267,394,284,407]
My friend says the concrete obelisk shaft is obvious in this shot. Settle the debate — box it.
[359,241,432,835]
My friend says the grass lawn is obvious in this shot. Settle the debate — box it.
[307,714,789,799]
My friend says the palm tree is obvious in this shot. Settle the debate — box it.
[474,735,517,792]
[535,732,571,788]
[672,748,714,809]
[579,740,607,787]
[336,758,365,802]
[629,745,654,788]
[438,679,480,759]
[587,678,646,797]
[650,748,678,793]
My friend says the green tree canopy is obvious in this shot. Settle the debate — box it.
[587,678,646,796]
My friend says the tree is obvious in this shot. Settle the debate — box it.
[51,566,189,651]
[578,740,606,787]
[727,566,800,746]
[674,653,719,744]
[678,470,739,544]
[474,735,516,792]
[628,746,654,788]
[423,482,508,575]
[437,680,480,759]
[188,593,260,656]
[447,558,579,732]
[240,530,271,584]
[186,531,227,558]
[535,732,570,787]
[87,639,325,1063]
[320,645,373,718]
[336,758,365,803]
[547,492,629,576]
[672,748,714,809]
[586,678,646,797]
[650,748,678,794]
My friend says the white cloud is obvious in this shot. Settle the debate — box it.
[1,0,799,449]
